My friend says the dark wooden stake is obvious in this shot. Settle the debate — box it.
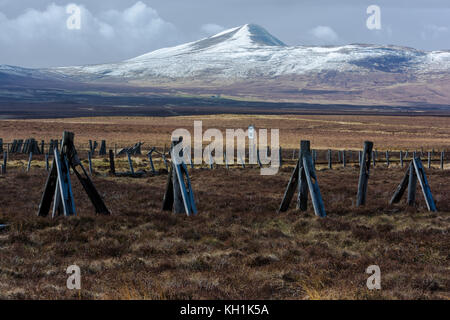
[356,141,374,207]
[407,160,417,206]
[88,151,93,175]
[109,149,115,175]
[328,149,332,169]
[147,148,156,174]
[412,157,437,211]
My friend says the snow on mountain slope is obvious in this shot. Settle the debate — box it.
[43,23,450,81]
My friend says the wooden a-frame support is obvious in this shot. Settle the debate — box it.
[390,157,437,212]
[37,131,110,217]
[162,137,197,216]
[278,140,326,217]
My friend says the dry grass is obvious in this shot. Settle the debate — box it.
[0,114,448,300]
[0,114,449,150]
[0,163,448,300]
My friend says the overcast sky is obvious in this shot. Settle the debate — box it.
[0,0,449,68]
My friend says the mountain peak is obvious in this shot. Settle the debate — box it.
[206,24,286,47]
[186,23,285,51]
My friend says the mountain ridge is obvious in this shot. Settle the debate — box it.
[1,24,450,107]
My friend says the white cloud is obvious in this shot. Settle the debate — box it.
[421,24,449,40]
[200,23,225,36]
[309,25,339,44]
[0,1,180,67]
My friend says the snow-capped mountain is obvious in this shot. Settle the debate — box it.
[53,23,450,81]
[1,24,450,107]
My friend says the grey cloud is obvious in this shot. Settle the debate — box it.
[0,0,449,68]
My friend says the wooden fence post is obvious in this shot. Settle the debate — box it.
[147,148,156,174]
[407,161,417,206]
[441,151,445,170]
[99,140,106,156]
[358,150,362,167]
[302,143,326,217]
[413,158,437,211]
[45,153,49,172]
[296,141,308,211]
[257,147,262,168]
[27,152,33,172]
[279,147,283,168]
[427,151,431,169]
[127,152,134,175]
[327,149,332,169]
[1,151,6,174]
[239,153,245,168]
[390,164,410,205]
[163,137,197,216]
[88,151,93,175]
[109,149,115,175]
[356,141,374,207]
[312,149,317,168]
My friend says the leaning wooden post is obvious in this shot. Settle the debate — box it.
[358,150,362,167]
[171,138,186,214]
[27,152,33,172]
[1,151,6,174]
[412,157,437,212]
[301,141,326,217]
[239,153,245,168]
[427,151,431,169]
[88,151,93,175]
[162,154,168,170]
[292,149,295,160]
[356,141,374,207]
[400,151,403,168]
[208,147,213,169]
[127,152,135,175]
[279,147,283,168]
[45,153,49,172]
[147,148,156,174]
[441,151,445,170]
[327,149,332,169]
[312,149,317,168]
[296,141,308,211]
[257,147,262,168]
[407,160,417,206]
[109,149,115,175]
